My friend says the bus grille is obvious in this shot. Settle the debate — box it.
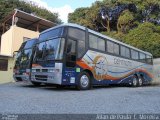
[35,75,47,81]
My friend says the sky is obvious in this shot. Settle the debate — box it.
[26,0,100,23]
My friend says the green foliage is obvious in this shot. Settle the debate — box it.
[0,0,61,24]
[123,22,160,58]
[68,0,160,58]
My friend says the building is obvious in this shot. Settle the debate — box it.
[0,9,55,83]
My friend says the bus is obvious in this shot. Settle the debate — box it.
[13,38,38,84]
[31,23,153,90]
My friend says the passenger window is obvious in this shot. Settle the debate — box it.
[146,55,153,64]
[89,34,105,51]
[114,43,119,55]
[131,49,139,60]
[139,53,146,62]
[68,28,85,41]
[120,46,130,58]
[107,41,114,53]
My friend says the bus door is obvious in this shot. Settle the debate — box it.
[64,39,77,84]
[66,39,77,68]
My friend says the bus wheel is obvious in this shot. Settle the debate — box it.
[132,76,138,87]
[138,76,143,87]
[31,81,41,86]
[77,72,91,90]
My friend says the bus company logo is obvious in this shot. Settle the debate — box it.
[92,56,108,81]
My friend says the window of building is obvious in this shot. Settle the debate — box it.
[0,59,8,71]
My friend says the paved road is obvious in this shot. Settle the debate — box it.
[0,82,160,114]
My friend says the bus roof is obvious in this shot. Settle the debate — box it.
[40,23,152,56]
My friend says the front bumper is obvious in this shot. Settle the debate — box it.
[31,72,62,85]
[13,74,30,82]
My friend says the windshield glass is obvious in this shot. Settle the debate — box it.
[34,38,65,62]
[20,49,32,68]
[39,27,63,42]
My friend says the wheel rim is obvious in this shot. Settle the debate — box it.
[139,77,143,86]
[133,77,137,86]
[80,75,89,88]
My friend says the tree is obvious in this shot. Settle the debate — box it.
[124,22,160,58]
[0,0,61,25]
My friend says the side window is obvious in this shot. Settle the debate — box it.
[98,37,105,51]
[125,47,130,58]
[78,41,85,58]
[139,52,146,62]
[107,41,119,55]
[120,46,125,57]
[131,49,139,60]
[89,34,97,49]
[146,55,153,64]
[120,46,130,58]
[68,28,85,41]
[114,43,119,55]
[89,34,105,51]
[107,41,114,53]
[68,27,86,58]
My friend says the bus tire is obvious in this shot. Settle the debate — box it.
[77,72,91,90]
[138,76,143,87]
[31,81,41,86]
[132,75,138,87]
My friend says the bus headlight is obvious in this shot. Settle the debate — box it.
[32,69,36,72]
[48,69,54,72]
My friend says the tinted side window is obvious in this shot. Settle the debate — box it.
[146,55,152,64]
[120,46,130,58]
[68,28,85,41]
[107,41,114,53]
[139,53,146,62]
[131,49,139,60]
[125,47,130,58]
[89,34,105,51]
[107,41,119,55]
[114,43,119,55]
[24,39,36,49]
[89,34,97,49]
[98,37,105,51]
[39,27,63,42]
[120,46,126,57]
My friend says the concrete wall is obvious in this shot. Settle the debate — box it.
[1,25,39,56]
[0,25,39,84]
[0,27,13,56]
[0,57,14,84]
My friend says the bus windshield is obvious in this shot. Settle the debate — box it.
[34,38,65,62]
[20,49,32,68]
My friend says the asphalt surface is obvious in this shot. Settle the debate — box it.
[0,82,160,114]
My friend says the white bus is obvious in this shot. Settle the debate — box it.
[31,23,153,90]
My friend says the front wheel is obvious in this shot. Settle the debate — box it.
[77,72,91,90]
